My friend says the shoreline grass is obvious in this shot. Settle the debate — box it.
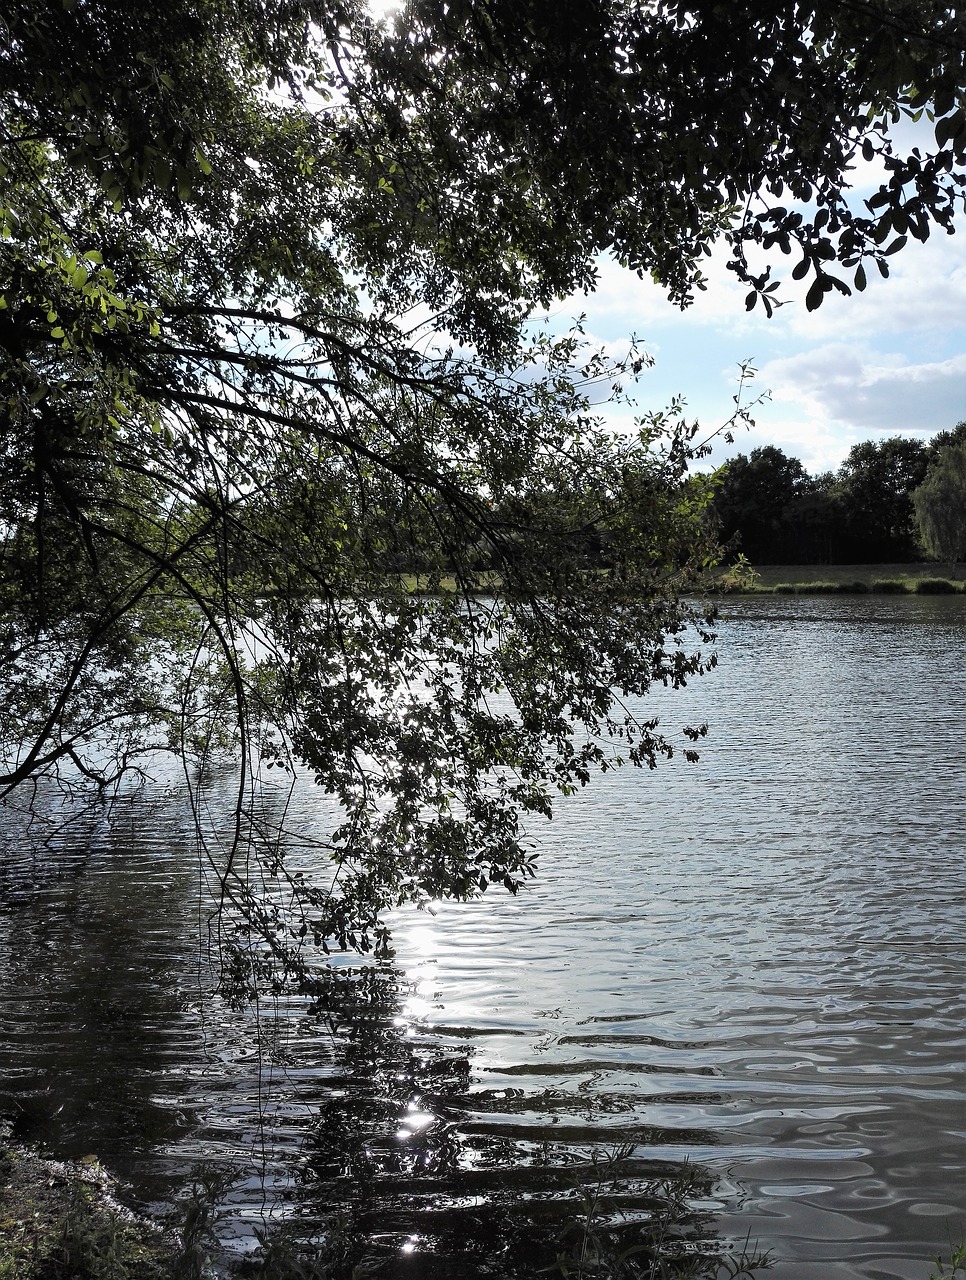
[0,1125,178,1279]
[713,562,966,594]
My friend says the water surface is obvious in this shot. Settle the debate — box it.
[1,595,963,1277]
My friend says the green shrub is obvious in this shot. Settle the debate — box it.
[915,577,957,593]
[872,579,911,593]
[772,583,797,594]
[795,581,840,593]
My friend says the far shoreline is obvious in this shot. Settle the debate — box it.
[713,561,966,595]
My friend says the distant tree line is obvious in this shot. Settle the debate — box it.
[712,423,966,564]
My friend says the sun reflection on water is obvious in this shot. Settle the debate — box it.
[403,922,438,956]
[396,1099,436,1142]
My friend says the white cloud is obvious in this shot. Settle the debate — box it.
[783,231,966,340]
[578,212,966,347]
[556,185,966,476]
[710,413,858,476]
[577,247,770,337]
[760,344,966,436]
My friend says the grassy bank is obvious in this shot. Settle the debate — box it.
[0,1126,178,1280]
[397,565,966,596]
[715,562,966,594]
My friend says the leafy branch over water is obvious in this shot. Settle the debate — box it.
[2,0,965,969]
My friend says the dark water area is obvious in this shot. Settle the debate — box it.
[1,595,964,1277]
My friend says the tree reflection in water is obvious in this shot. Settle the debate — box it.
[237,963,768,1280]
[0,791,766,1278]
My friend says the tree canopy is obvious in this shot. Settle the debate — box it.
[913,441,966,568]
[712,425,966,565]
[837,435,933,560]
[2,0,965,973]
[712,446,812,563]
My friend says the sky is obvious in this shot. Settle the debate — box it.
[557,187,966,479]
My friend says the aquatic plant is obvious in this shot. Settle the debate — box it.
[929,1240,966,1279]
[550,1147,772,1279]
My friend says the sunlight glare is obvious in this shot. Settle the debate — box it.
[367,0,403,25]
[404,924,437,956]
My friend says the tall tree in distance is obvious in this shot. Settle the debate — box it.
[913,443,966,573]
[2,0,965,971]
[712,447,811,563]
[925,419,966,460]
[836,437,930,561]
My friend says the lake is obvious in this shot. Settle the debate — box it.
[1,594,964,1278]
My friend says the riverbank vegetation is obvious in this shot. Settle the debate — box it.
[713,562,966,594]
[0,1125,176,1280]
[3,1125,773,1279]
[3,1122,960,1280]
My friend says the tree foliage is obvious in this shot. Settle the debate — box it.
[836,436,931,561]
[713,447,812,563]
[2,0,965,970]
[913,442,966,569]
[712,428,966,565]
